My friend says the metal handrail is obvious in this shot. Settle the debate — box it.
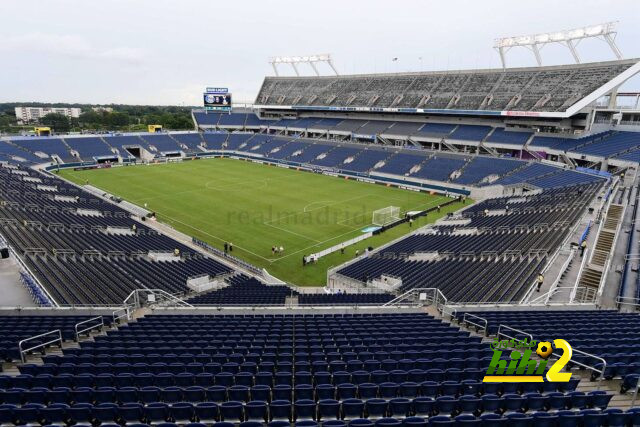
[573,247,590,300]
[546,249,576,304]
[496,325,606,390]
[528,286,575,305]
[18,329,62,363]
[616,296,640,308]
[463,312,488,335]
[497,324,533,343]
[382,287,448,308]
[441,305,457,321]
[112,306,132,323]
[547,346,607,390]
[74,316,104,341]
[597,203,626,298]
[123,288,194,309]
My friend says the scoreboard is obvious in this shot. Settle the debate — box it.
[204,87,232,112]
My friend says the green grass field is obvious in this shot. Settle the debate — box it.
[59,158,467,285]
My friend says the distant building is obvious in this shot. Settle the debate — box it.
[15,106,82,123]
[92,106,114,113]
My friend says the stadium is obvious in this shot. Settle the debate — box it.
[1,3,640,426]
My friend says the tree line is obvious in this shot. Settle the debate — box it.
[0,103,197,134]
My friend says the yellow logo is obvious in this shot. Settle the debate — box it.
[536,341,553,359]
[483,338,572,383]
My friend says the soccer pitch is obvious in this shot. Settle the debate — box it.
[59,158,467,285]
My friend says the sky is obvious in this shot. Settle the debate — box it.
[1,0,639,106]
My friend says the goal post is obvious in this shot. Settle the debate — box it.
[372,206,401,226]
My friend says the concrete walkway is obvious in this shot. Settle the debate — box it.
[0,256,37,307]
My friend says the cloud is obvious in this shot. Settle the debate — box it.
[0,33,146,64]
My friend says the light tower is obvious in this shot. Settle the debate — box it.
[269,54,339,76]
[494,22,623,69]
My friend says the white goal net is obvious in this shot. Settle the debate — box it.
[372,206,401,226]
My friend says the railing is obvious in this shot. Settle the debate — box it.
[548,347,607,390]
[192,237,262,276]
[112,306,132,323]
[526,247,576,305]
[441,305,457,321]
[123,288,194,309]
[326,273,391,294]
[463,312,488,335]
[382,288,449,313]
[74,316,104,341]
[573,286,598,303]
[497,324,533,343]
[574,247,590,293]
[596,204,626,298]
[18,329,62,363]
[496,325,606,390]
[529,286,578,305]
[616,296,640,310]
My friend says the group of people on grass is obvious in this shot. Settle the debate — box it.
[302,254,318,266]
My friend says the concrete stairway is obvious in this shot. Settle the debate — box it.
[0,316,133,377]
[577,204,624,292]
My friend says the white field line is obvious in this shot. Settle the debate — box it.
[303,200,335,213]
[263,222,322,243]
[272,195,451,262]
[262,193,374,225]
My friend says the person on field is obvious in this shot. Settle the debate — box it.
[409,218,413,227]
[229,242,233,252]
[224,242,228,253]
[272,246,275,255]
[437,205,441,213]
[279,246,284,254]
[302,255,307,267]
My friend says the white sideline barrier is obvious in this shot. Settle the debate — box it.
[306,232,373,262]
